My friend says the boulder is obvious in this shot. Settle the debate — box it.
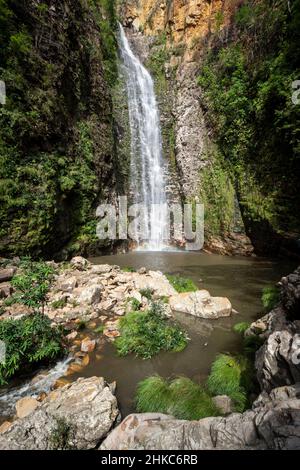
[90,264,115,274]
[0,422,12,434]
[0,268,16,283]
[0,377,119,450]
[280,267,300,319]
[169,290,232,319]
[133,271,177,297]
[16,397,39,419]
[212,395,234,415]
[138,267,147,275]
[81,338,96,353]
[66,331,78,342]
[256,330,300,393]
[59,277,78,293]
[70,257,89,270]
[101,384,300,450]
[0,283,13,299]
[78,285,103,305]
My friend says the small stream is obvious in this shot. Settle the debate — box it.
[0,252,295,421]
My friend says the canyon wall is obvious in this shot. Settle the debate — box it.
[120,0,252,255]
[0,0,123,259]
[120,0,300,258]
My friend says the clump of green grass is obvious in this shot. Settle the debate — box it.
[135,376,220,420]
[115,302,188,359]
[207,354,252,412]
[166,275,198,293]
[233,322,250,335]
[233,322,264,358]
[262,286,280,311]
[95,325,104,334]
[139,288,154,301]
[51,298,67,309]
[49,418,75,450]
[122,266,136,273]
[127,297,142,311]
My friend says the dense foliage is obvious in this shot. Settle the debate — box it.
[207,354,253,412]
[136,375,220,420]
[0,0,118,258]
[0,313,64,385]
[198,0,300,251]
[166,274,198,293]
[6,258,55,311]
[115,301,188,359]
[262,285,280,311]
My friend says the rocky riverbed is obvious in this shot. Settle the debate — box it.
[0,258,299,449]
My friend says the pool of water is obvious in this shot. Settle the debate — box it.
[1,251,295,421]
[72,251,295,418]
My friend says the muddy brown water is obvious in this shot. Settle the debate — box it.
[70,251,295,418]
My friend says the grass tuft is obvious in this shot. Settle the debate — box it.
[135,375,220,420]
[233,322,250,335]
[207,354,252,412]
[262,286,280,311]
[115,302,188,359]
[166,275,198,293]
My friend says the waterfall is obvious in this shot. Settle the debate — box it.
[118,24,168,251]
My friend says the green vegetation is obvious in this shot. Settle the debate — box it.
[207,354,252,412]
[233,322,251,335]
[198,148,237,236]
[6,259,55,312]
[127,297,142,312]
[0,314,64,385]
[0,0,118,258]
[115,302,188,359]
[166,275,198,293]
[135,376,220,420]
[139,288,154,301]
[49,418,75,450]
[122,266,136,273]
[51,298,68,310]
[234,321,264,359]
[95,325,105,334]
[262,286,280,311]
[198,0,300,245]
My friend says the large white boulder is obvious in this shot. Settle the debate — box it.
[0,377,119,450]
[169,290,232,319]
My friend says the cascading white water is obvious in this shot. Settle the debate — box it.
[119,24,168,251]
[0,357,72,420]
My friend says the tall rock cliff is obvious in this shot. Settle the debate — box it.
[0,0,122,259]
[120,0,300,257]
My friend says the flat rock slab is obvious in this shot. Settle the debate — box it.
[0,268,16,283]
[0,377,119,450]
[101,384,300,450]
[169,290,232,319]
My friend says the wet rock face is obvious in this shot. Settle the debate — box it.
[100,385,300,450]
[256,330,300,393]
[0,377,120,450]
[248,267,300,393]
[280,267,300,319]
